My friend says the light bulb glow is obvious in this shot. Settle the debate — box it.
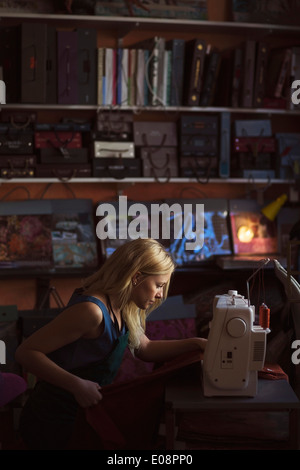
[237,225,254,243]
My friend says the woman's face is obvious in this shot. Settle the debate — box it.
[130,273,171,310]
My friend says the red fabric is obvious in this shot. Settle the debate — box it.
[259,363,289,382]
[83,350,202,450]
[68,355,288,450]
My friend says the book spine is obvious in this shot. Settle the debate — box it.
[128,48,136,106]
[169,39,185,106]
[184,38,206,106]
[112,48,117,106]
[97,48,104,105]
[164,50,172,106]
[231,47,242,107]
[102,49,107,105]
[121,48,129,106]
[253,42,269,107]
[241,39,256,108]
[105,48,113,105]
[116,47,123,105]
[136,49,145,106]
[200,50,221,106]
[144,49,149,106]
[155,37,166,105]
[274,48,292,98]
[150,37,160,106]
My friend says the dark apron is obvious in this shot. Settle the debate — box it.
[20,332,129,450]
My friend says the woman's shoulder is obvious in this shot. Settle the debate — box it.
[69,289,108,311]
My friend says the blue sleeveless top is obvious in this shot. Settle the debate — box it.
[47,290,127,371]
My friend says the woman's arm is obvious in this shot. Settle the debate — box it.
[15,302,104,407]
[135,334,207,363]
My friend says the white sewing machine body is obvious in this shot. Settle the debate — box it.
[203,290,269,397]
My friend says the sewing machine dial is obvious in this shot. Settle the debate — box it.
[226,317,247,338]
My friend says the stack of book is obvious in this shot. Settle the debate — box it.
[1,22,299,110]
[231,40,300,110]
[97,38,300,110]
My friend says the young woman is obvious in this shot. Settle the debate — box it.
[16,238,206,449]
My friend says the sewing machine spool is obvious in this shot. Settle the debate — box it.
[259,303,270,330]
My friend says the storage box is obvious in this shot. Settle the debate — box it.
[141,147,178,179]
[92,158,141,178]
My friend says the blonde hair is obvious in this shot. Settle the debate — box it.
[82,238,175,349]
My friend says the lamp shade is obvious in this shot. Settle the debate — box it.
[261,194,288,221]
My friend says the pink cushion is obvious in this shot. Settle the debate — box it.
[0,372,27,407]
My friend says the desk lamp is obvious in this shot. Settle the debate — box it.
[261,193,287,221]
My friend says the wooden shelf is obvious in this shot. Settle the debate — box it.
[0,177,293,184]
[1,103,300,116]
[1,12,300,37]
[0,12,298,188]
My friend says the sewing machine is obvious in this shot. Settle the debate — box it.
[202,260,271,397]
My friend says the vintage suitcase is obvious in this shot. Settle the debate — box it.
[140,147,178,180]
[234,153,272,169]
[78,28,97,105]
[241,169,276,179]
[0,25,21,103]
[35,164,92,179]
[232,136,278,177]
[0,154,36,168]
[180,134,218,157]
[179,156,218,179]
[180,115,219,157]
[21,23,47,103]
[1,110,36,128]
[57,30,78,104]
[93,141,135,158]
[1,167,35,178]
[46,25,57,104]
[234,119,272,137]
[233,137,276,154]
[96,111,133,141]
[34,131,82,149]
[0,154,36,178]
[92,157,141,178]
[180,115,219,136]
[35,122,91,132]
[0,125,33,154]
[39,148,89,163]
[134,122,177,147]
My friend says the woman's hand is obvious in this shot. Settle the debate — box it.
[195,337,208,352]
[72,377,103,408]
